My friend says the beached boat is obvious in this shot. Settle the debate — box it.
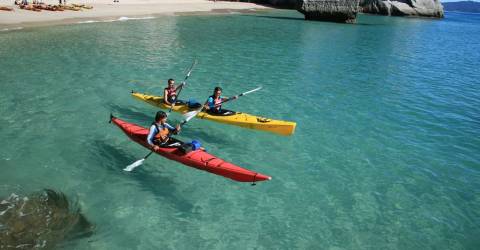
[0,6,14,11]
[131,91,296,136]
[34,4,64,11]
[62,5,81,11]
[72,4,93,9]
[19,4,41,12]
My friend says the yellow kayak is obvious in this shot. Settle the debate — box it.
[131,91,296,136]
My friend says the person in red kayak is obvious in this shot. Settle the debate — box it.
[163,79,184,105]
[204,87,237,114]
[147,111,181,150]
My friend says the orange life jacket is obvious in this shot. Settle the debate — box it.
[153,123,170,143]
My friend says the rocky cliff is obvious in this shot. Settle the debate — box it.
[228,0,444,18]
[360,0,444,17]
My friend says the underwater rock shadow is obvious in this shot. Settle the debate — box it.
[90,139,195,215]
[0,188,94,249]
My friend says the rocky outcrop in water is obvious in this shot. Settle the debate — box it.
[230,0,445,19]
[360,0,444,17]
[0,189,94,249]
[297,0,361,23]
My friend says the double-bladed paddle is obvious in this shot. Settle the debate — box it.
[168,59,197,113]
[123,106,197,172]
[182,86,262,122]
[124,60,197,172]
[124,85,262,172]
[123,151,154,172]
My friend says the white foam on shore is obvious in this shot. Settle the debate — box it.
[76,16,155,25]
[0,27,24,32]
[117,16,155,21]
[77,20,100,24]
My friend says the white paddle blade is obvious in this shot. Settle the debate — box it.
[124,159,145,172]
[242,86,262,96]
[183,110,201,122]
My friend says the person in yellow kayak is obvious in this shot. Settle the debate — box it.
[204,87,237,115]
[147,111,181,150]
[163,79,185,105]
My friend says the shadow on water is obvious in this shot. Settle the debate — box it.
[351,22,384,26]
[249,15,384,26]
[90,140,195,215]
[249,15,305,21]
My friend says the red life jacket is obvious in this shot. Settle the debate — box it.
[165,87,177,99]
[214,96,222,106]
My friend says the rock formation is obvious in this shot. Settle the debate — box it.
[360,0,444,17]
[228,0,445,19]
[0,189,94,249]
[297,0,361,23]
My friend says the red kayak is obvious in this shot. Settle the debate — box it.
[110,116,271,183]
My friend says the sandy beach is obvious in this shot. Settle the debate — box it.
[0,0,271,29]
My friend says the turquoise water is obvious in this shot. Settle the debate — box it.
[1,10,479,249]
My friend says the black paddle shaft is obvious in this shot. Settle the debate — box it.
[144,151,154,159]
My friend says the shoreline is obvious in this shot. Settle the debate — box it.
[0,1,273,30]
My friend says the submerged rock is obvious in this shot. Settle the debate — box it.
[360,0,444,18]
[0,189,94,249]
[297,0,361,23]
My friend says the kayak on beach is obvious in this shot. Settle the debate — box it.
[0,6,14,11]
[110,115,271,183]
[131,91,296,136]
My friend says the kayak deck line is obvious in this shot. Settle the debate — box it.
[131,91,296,136]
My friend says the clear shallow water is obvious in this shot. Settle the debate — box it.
[1,10,479,249]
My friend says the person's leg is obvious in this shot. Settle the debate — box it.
[155,137,180,148]
[175,99,186,105]
[167,97,176,105]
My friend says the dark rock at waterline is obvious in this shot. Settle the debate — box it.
[297,0,361,23]
[221,0,361,23]
[226,0,445,19]
[265,0,299,8]
[360,0,444,18]
[221,0,299,8]
[0,189,94,249]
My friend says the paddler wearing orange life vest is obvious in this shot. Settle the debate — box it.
[147,111,181,150]
[204,87,238,114]
[163,79,185,105]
